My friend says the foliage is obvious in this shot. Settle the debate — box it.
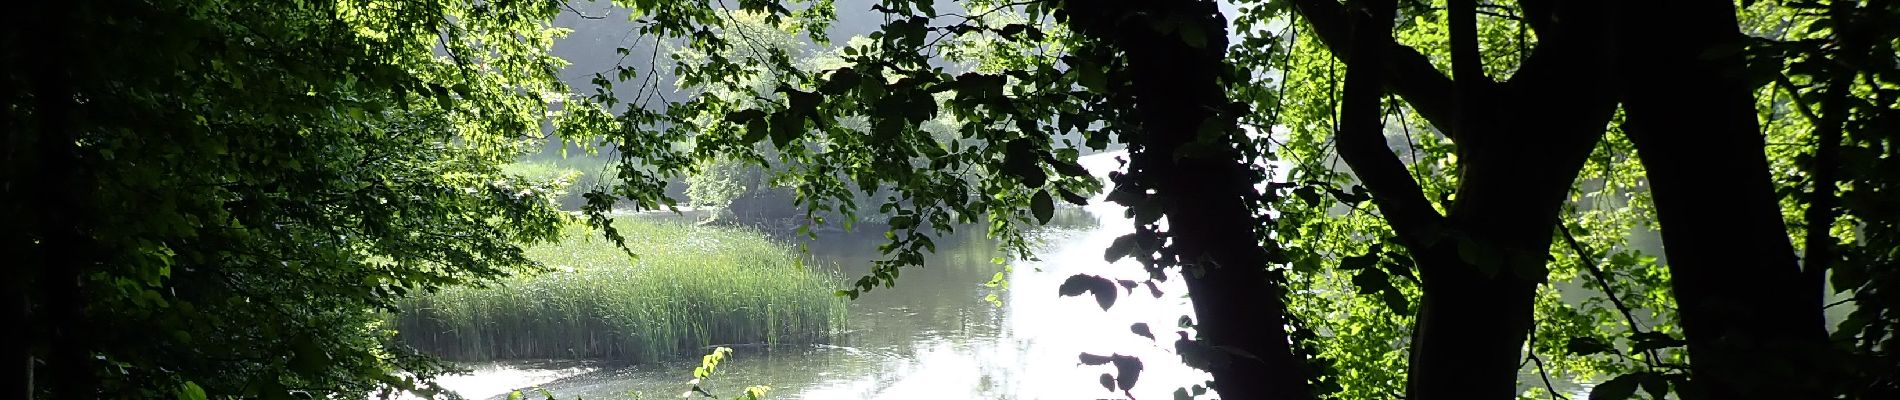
[1,0,594,397]
[1237,2,1685,395]
[558,0,1887,398]
[395,219,847,363]
[556,0,1104,302]
[1743,0,1900,396]
[685,347,773,400]
[13,0,1898,398]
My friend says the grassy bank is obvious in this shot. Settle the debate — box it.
[395,219,847,363]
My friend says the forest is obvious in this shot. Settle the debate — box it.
[3,0,1897,399]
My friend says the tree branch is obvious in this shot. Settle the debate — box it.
[558,0,609,20]
[1560,221,1663,362]
[1802,74,1847,295]
[1516,0,1558,37]
[1290,0,1459,134]
[1447,0,1488,144]
[1338,0,1446,247]
[1528,326,1572,400]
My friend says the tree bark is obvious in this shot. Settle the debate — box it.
[23,0,93,398]
[1314,0,1617,397]
[1064,1,1315,399]
[1611,1,1830,398]
[2,12,36,399]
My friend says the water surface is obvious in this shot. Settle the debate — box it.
[436,151,1591,399]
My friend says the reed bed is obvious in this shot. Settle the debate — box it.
[395,219,847,363]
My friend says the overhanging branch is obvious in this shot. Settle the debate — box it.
[1290,0,1459,134]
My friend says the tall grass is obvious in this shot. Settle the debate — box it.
[395,219,847,363]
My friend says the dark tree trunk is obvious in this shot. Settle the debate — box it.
[1611,1,1830,398]
[3,2,38,399]
[1401,57,1614,400]
[1320,0,1617,397]
[2,21,36,400]
[22,0,93,398]
[1064,2,1315,399]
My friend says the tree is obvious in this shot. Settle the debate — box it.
[552,0,1898,399]
[1260,0,1883,398]
[1611,1,1829,397]
[3,0,583,397]
[10,0,1894,398]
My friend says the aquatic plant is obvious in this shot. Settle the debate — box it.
[396,219,847,363]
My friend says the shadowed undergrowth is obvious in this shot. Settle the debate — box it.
[395,218,847,363]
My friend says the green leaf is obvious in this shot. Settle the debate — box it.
[1041,152,1091,177]
[1112,355,1144,390]
[888,215,915,229]
[1182,24,1208,48]
[1058,274,1119,310]
[952,72,1005,101]
[176,381,207,400]
[1294,186,1322,206]
[1032,190,1055,225]
[1379,289,1410,314]
[724,109,767,124]
[1131,323,1155,341]
[1629,331,1687,353]
[288,336,330,375]
[769,112,802,148]
[1077,62,1107,93]
[821,68,860,95]
[1639,372,1670,400]
[1004,139,1047,188]
[1057,188,1090,205]
[1174,388,1192,400]
[508,391,524,400]
[1591,373,1643,400]
[1567,337,1612,356]
[1340,254,1378,270]
[1350,268,1391,295]
[1105,234,1137,263]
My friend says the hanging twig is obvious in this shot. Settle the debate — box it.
[1559,221,1662,363]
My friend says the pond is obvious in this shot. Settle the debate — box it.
[429,151,1590,400]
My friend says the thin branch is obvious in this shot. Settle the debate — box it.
[1527,341,1571,400]
[1448,0,1487,144]
[935,0,1044,22]
[1801,72,1849,295]
[1391,103,1424,187]
[1559,221,1662,363]
[1260,23,1301,135]
[558,0,609,20]
[1289,0,1460,133]
[1421,6,1525,21]
[1773,75,1825,127]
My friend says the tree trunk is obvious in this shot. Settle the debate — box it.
[1325,0,1617,397]
[1403,72,1613,400]
[1064,2,1315,399]
[24,0,93,397]
[1611,1,1830,398]
[3,2,39,398]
